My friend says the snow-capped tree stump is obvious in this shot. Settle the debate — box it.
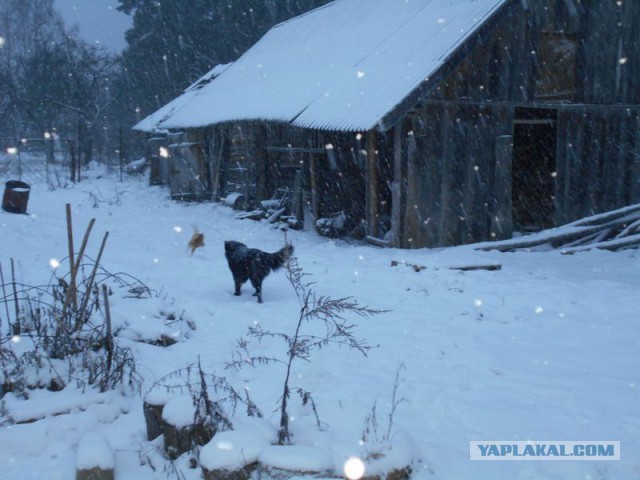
[75,432,115,480]
[361,466,412,480]
[202,462,257,480]
[143,390,172,441]
[357,443,413,480]
[256,445,335,480]
[162,395,215,459]
[200,430,269,480]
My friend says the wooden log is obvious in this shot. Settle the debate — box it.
[561,232,640,254]
[234,210,263,221]
[390,260,501,272]
[266,208,286,224]
[572,203,640,227]
[479,206,640,252]
[224,193,246,210]
[450,264,502,272]
[366,236,390,248]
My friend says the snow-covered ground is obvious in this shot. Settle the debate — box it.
[1,162,639,479]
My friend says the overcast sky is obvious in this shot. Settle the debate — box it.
[54,0,132,53]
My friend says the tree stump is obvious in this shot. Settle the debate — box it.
[202,463,257,480]
[200,430,268,480]
[76,432,115,480]
[256,445,335,479]
[143,389,171,441]
[162,395,215,459]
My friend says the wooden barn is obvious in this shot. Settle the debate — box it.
[134,0,640,249]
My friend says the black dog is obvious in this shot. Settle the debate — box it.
[224,241,294,303]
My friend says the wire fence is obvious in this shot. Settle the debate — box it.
[0,137,75,188]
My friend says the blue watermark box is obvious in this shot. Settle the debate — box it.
[470,441,620,461]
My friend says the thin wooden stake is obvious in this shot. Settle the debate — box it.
[65,204,77,310]
[59,218,95,326]
[102,284,113,388]
[0,263,11,335]
[76,231,109,330]
[10,258,19,335]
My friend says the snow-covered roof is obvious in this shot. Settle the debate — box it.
[133,62,233,133]
[151,0,507,133]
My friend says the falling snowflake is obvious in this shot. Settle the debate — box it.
[344,457,366,480]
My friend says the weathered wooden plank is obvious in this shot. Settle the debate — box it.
[566,111,585,222]
[605,113,626,209]
[390,123,404,247]
[586,115,605,216]
[491,135,513,240]
[630,114,640,204]
[408,107,443,248]
[403,129,420,248]
[461,112,480,243]
[437,107,456,246]
[365,129,378,238]
[553,110,568,225]
[309,151,319,225]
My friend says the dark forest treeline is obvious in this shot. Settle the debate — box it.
[0,0,330,163]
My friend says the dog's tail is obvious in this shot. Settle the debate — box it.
[267,244,294,271]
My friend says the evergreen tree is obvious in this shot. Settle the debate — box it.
[117,0,331,120]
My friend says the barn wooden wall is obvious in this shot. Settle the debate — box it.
[401,104,514,248]
[555,108,640,224]
[394,0,640,248]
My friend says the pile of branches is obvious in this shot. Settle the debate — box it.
[0,205,140,399]
[480,204,640,253]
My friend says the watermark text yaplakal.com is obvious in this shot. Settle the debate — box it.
[470,441,620,461]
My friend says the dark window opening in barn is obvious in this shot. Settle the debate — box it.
[512,108,557,232]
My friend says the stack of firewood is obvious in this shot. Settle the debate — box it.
[479,204,640,253]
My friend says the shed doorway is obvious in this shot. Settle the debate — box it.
[512,108,557,232]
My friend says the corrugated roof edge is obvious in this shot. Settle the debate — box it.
[377,0,513,132]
